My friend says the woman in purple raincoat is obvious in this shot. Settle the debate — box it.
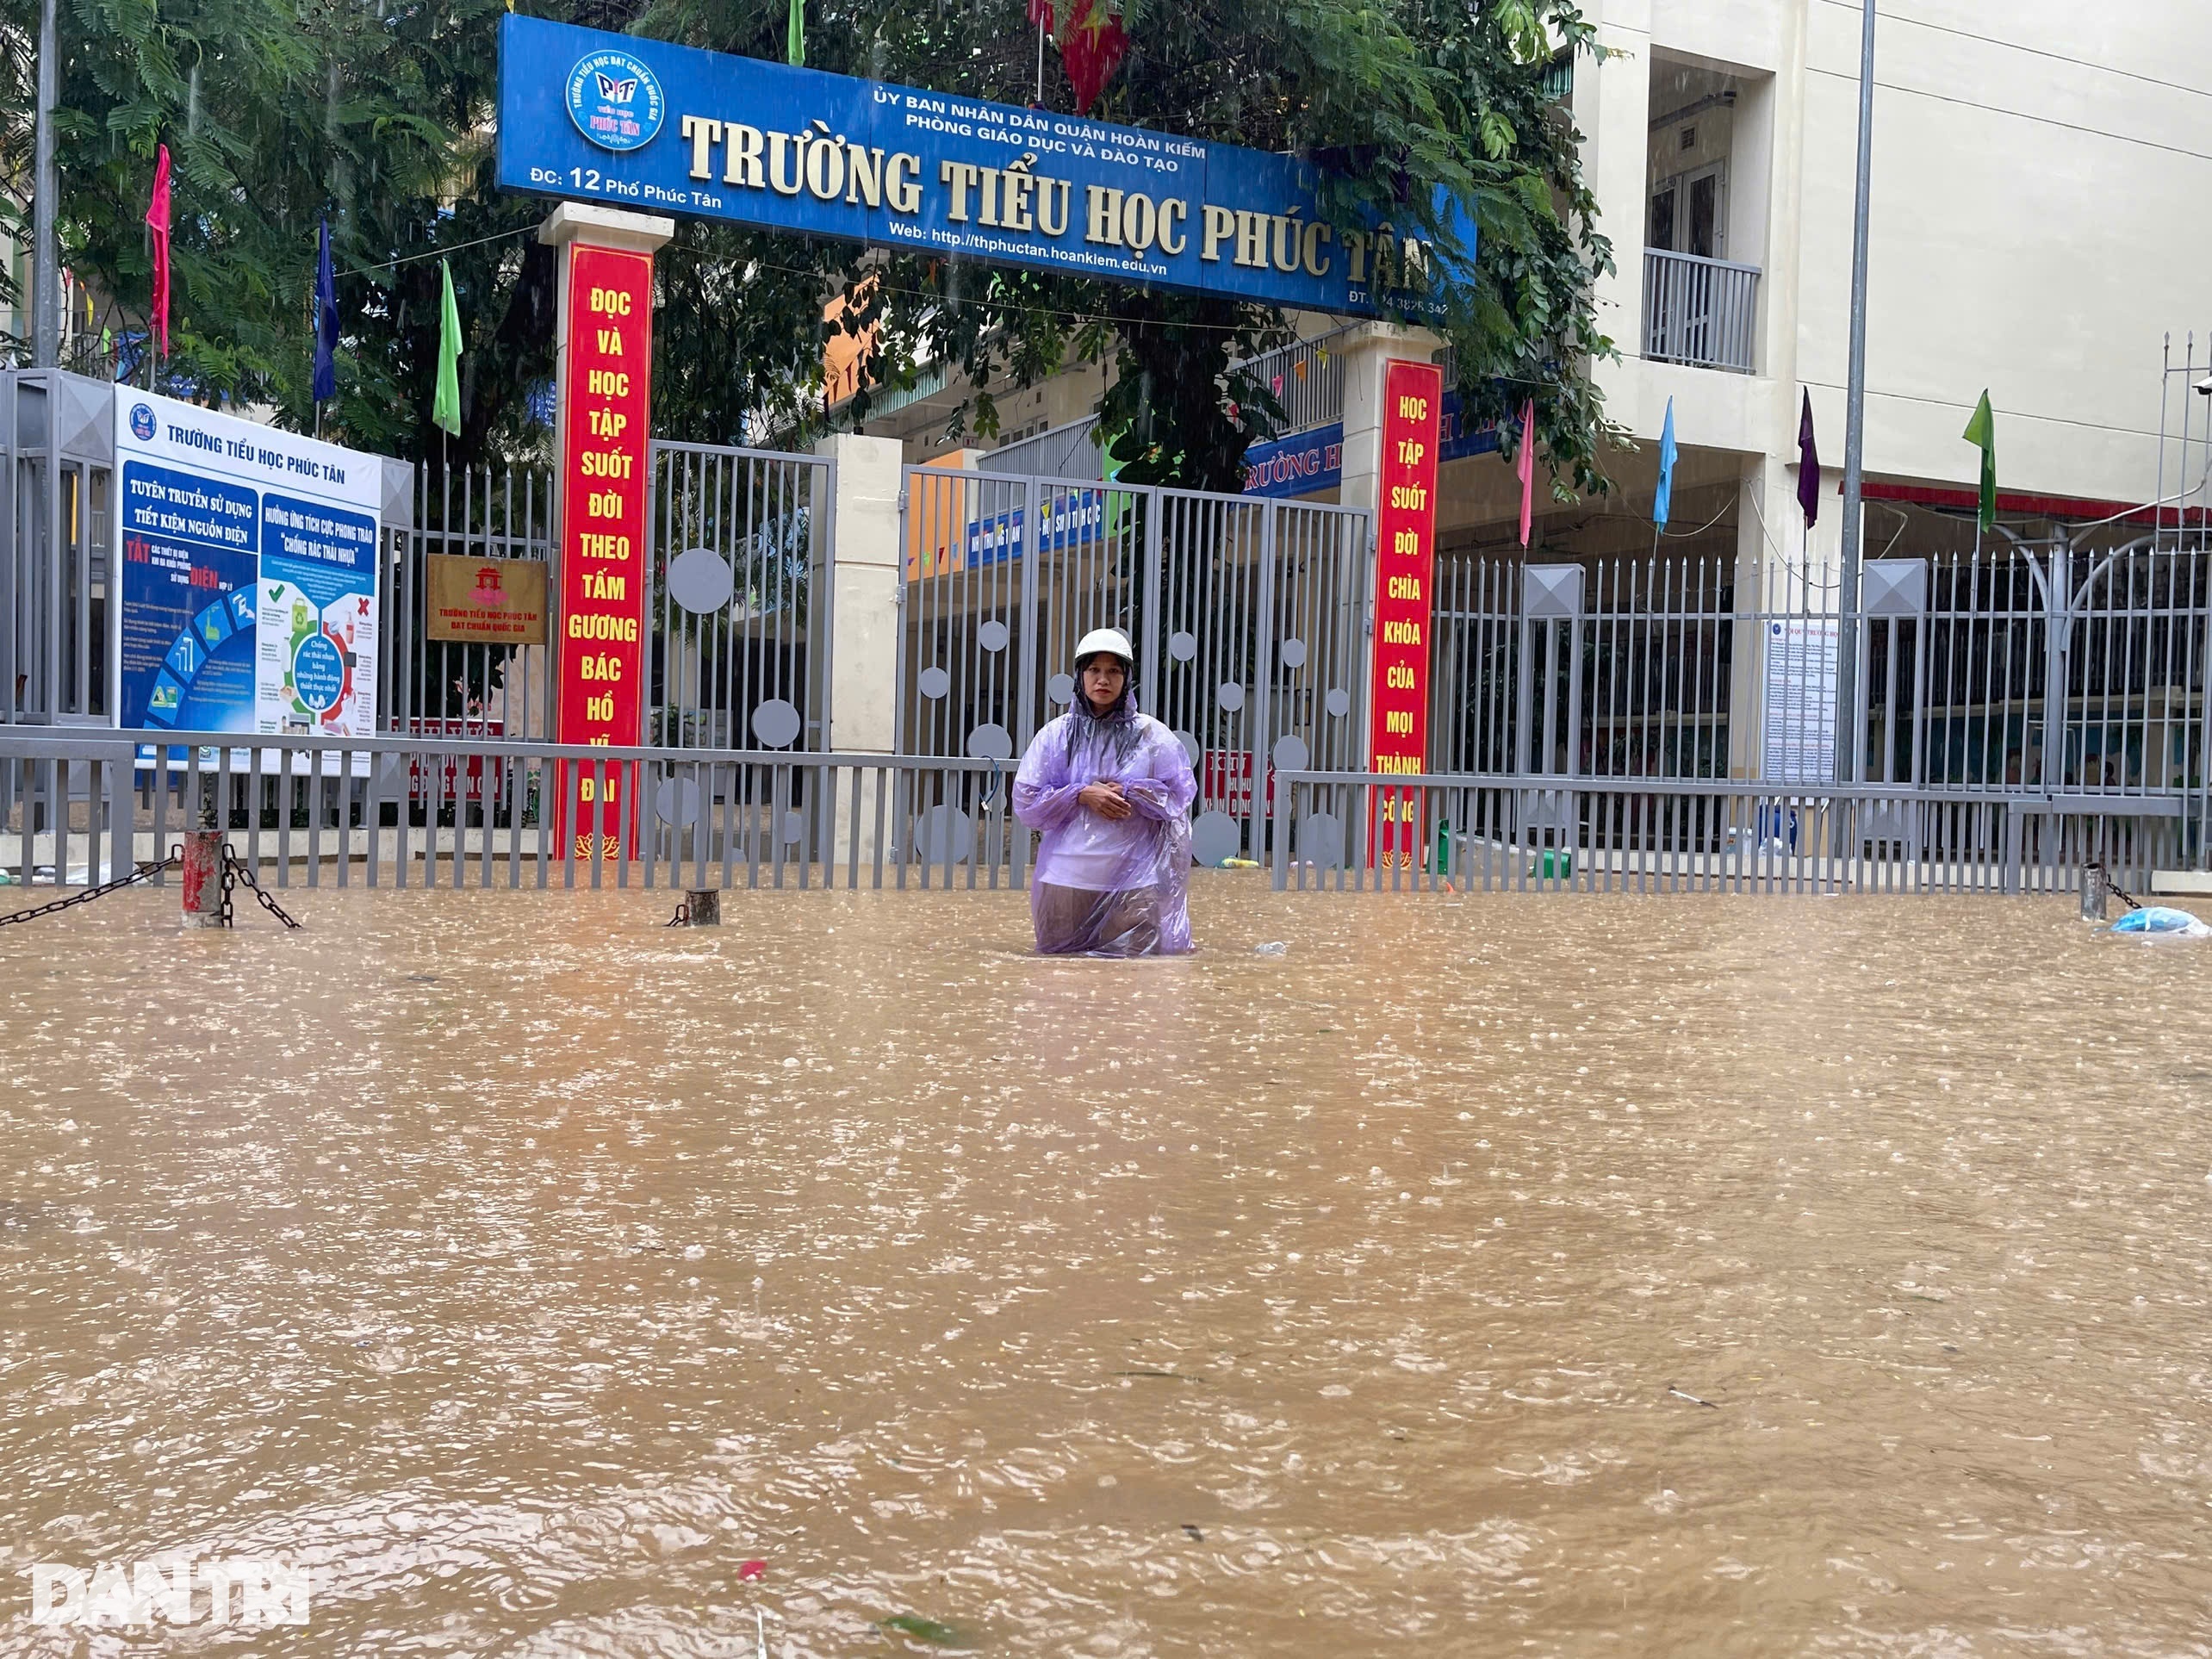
[1013,627,1197,956]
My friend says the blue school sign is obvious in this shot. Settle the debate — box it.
[496,16,1471,320]
[1241,393,1507,498]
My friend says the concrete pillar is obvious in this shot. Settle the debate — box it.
[1335,321,1445,522]
[1335,321,1445,774]
[1579,0,1654,370]
[817,432,905,754]
[815,432,906,869]
[541,203,671,861]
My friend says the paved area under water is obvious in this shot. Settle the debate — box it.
[3,881,2212,1656]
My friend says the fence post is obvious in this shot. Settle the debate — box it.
[814,432,904,876]
[1272,770,1291,890]
[1250,502,1278,861]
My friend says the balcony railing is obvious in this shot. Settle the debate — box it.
[1643,248,1761,374]
[1234,326,1354,435]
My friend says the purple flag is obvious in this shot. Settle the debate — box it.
[1797,390,1821,526]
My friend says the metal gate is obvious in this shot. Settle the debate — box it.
[388,462,557,742]
[645,440,834,753]
[1432,547,1814,786]
[386,443,834,752]
[896,465,1370,861]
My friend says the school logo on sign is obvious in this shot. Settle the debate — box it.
[129,403,157,441]
[564,48,663,152]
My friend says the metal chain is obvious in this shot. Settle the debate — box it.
[2086,860,2143,912]
[0,843,303,930]
[219,848,304,930]
[0,854,179,928]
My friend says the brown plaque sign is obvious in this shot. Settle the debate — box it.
[425,553,548,644]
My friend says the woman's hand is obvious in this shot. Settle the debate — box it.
[1078,780,1132,820]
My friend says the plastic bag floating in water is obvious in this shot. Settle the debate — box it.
[2111,906,2210,938]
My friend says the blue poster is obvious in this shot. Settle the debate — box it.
[496,15,1473,320]
[115,391,384,743]
[117,460,262,731]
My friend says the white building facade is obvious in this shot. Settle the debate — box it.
[1569,0,2212,575]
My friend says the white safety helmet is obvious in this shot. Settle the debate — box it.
[1072,627,1134,669]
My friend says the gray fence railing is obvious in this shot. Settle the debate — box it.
[3,730,2195,904]
[0,730,1021,896]
[1643,248,1760,374]
[646,441,836,752]
[1429,542,2212,862]
[1233,326,1355,435]
[1269,769,2188,897]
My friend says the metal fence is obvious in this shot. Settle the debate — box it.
[1430,541,2212,860]
[1432,547,1836,787]
[979,418,1108,482]
[0,728,1016,895]
[3,728,2195,905]
[384,442,832,754]
[1233,326,1354,434]
[1643,248,1760,374]
[645,441,834,752]
[3,369,115,725]
[897,465,1371,860]
[388,462,557,743]
[1268,771,2185,898]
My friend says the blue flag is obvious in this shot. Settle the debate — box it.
[312,218,340,404]
[1654,397,1678,530]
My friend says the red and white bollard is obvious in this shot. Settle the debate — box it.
[180,830,225,927]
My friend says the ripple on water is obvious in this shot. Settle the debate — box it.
[2,885,2211,1654]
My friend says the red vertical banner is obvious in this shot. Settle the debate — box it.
[554,241,654,859]
[1369,359,1443,870]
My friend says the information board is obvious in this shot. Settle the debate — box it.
[1761,617,1839,785]
[115,392,381,743]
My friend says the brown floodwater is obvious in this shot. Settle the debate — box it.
[4,879,2212,1656]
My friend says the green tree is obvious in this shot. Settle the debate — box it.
[639,0,1618,492]
[2,0,1613,494]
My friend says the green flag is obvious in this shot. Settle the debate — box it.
[1962,390,1996,532]
[786,0,803,65]
[432,259,463,437]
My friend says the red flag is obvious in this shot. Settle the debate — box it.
[1028,0,1053,30]
[1059,0,1128,116]
[1516,399,1537,548]
[145,144,172,359]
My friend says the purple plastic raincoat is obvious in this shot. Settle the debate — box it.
[1013,709,1198,956]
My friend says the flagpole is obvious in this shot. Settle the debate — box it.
[1035,16,1046,104]
[30,0,59,367]
[1835,0,1877,788]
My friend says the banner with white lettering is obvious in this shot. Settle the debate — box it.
[496,15,1474,320]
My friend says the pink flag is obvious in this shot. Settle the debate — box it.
[145,144,172,359]
[1515,398,1537,548]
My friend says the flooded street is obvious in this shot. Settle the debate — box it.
[4,879,2212,1655]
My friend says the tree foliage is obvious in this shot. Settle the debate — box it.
[0,0,1615,493]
